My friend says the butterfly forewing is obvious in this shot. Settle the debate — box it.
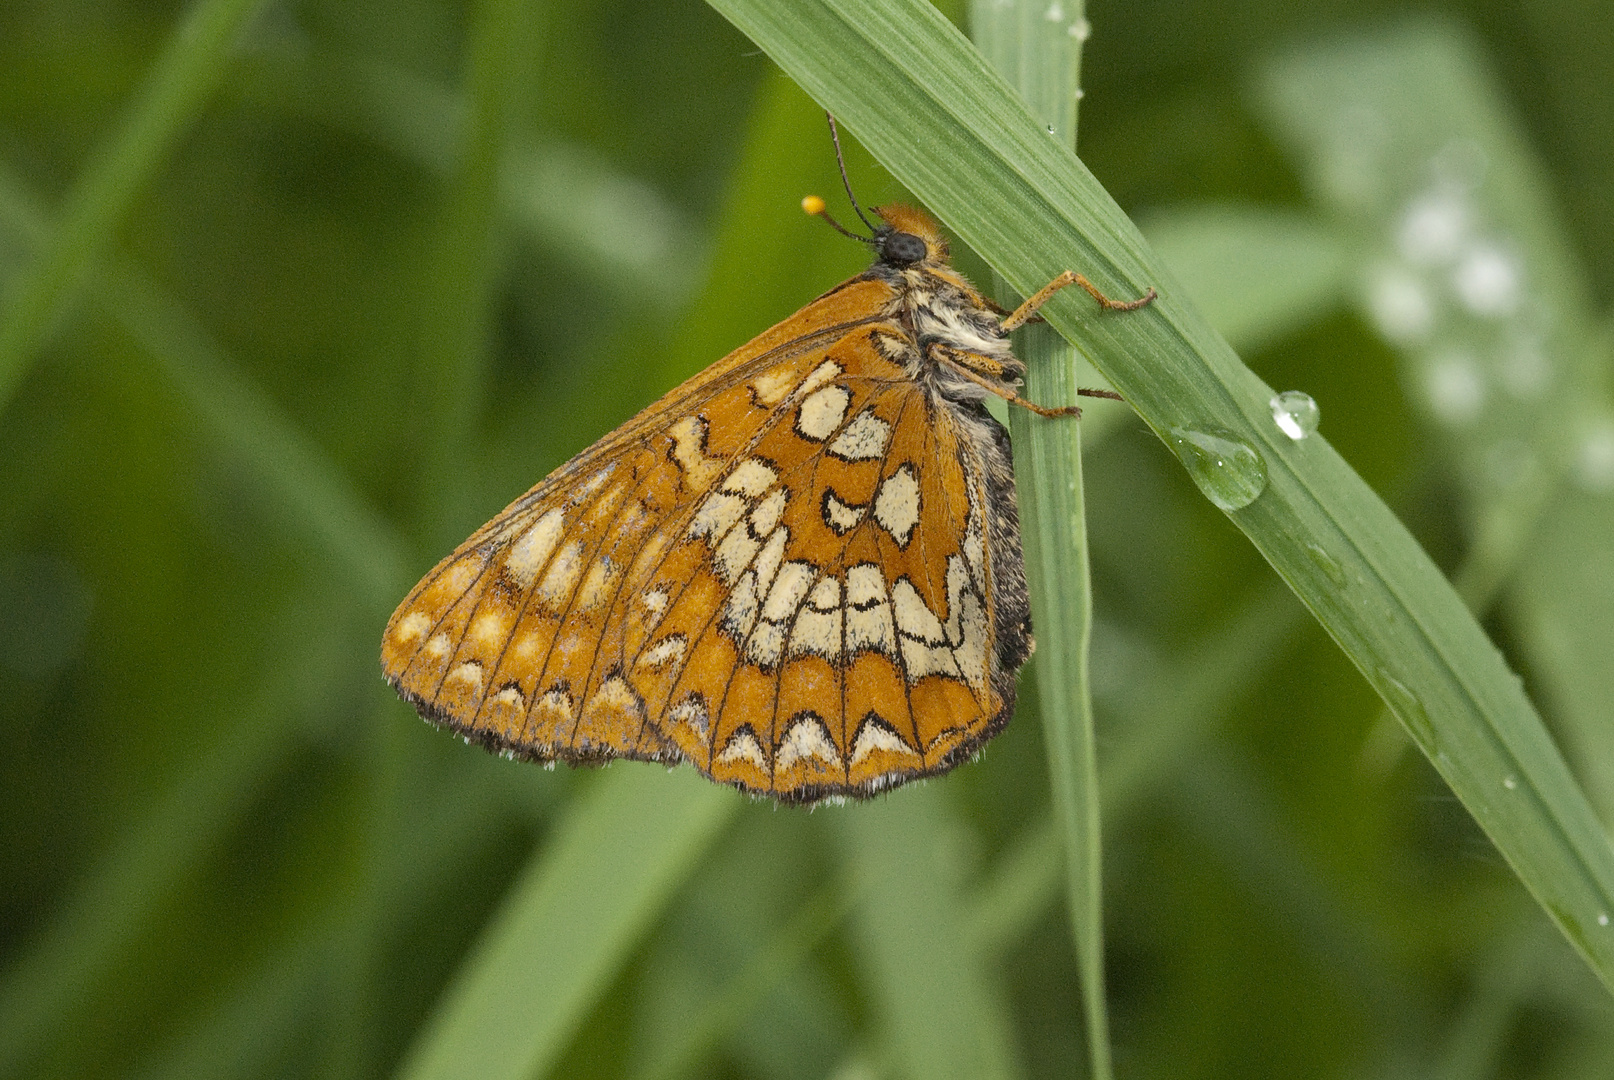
[383,206,1036,804]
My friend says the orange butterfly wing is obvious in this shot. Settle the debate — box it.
[382,275,1024,803]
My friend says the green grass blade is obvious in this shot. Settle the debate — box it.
[836,789,1021,1080]
[394,767,734,1080]
[1139,205,1353,354]
[0,0,273,413]
[704,0,1614,991]
[969,1,1111,1075]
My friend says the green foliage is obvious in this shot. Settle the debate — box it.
[2,2,1613,1080]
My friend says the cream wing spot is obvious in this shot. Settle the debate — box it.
[669,693,710,739]
[873,466,921,546]
[722,458,779,497]
[587,675,645,719]
[891,578,961,681]
[744,621,788,668]
[424,633,453,661]
[762,562,816,622]
[797,360,842,397]
[536,541,585,608]
[891,579,947,643]
[468,610,514,651]
[952,589,989,691]
[641,586,670,619]
[822,490,865,535]
[851,716,920,765]
[534,687,575,726]
[712,525,762,586]
[776,714,841,769]
[796,385,851,442]
[751,527,788,596]
[721,570,761,641]
[490,685,525,710]
[688,491,747,541]
[749,488,787,536]
[445,661,484,696]
[668,415,723,490]
[637,633,688,671]
[504,508,566,589]
[827,411,891,460]
[568,463,618,506]
[717,727,769,770]
[576,558,618,612]
[750,365,798,406]
[845,564,897,656]
[394,612,432,646]
[789,576,843,659]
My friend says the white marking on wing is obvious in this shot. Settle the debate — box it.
[797,385,851,441]
[688,491,747,541]
[394,611,432,646]
[851,717,919,765]
[717,728,769,769]
[827,411,891,460]
[505,508,565,588]
[822,491,865,534]
[873,465,921,545]
[536,541,585,607]
[723,458,779,497]
[749,488,787,535]
[776,715,841,769]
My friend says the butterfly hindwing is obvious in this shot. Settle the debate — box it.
[376,202,1124,804]
[382,277,1023,801]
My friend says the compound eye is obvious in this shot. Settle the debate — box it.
[881,231,928,265]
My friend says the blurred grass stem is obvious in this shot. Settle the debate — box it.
[970,1,1113,1075]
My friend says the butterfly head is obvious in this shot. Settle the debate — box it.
[871,204,950,267]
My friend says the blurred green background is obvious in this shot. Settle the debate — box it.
[3,0,1614,1078]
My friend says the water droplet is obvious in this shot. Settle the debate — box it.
[1046,124,1056,135]
[1073,87,1084,100]
[1366,264,1434,342]
[1168,428,1268,511]
[1304,543,1347,587]
[1453,243,1522,317]
[1600,913,1610,927]
[1423,350,1486,424]
[1269,391,1320,440]
[1398,188,1470,266]
[1503,775,1518,790]
[1375,669,1436,750]
[1044,0,1065,19]
[1069,17,1091,40]
[1574,417,1614,492]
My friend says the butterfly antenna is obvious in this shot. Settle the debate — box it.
[826,113,878,234]
[802,194,875,244]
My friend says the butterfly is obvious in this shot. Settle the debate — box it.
[381,150,1153,804]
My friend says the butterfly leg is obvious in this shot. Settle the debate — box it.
[939,350,1122,418]
[1000,271,1156,332]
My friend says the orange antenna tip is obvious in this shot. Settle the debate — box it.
[802,195,826,216]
